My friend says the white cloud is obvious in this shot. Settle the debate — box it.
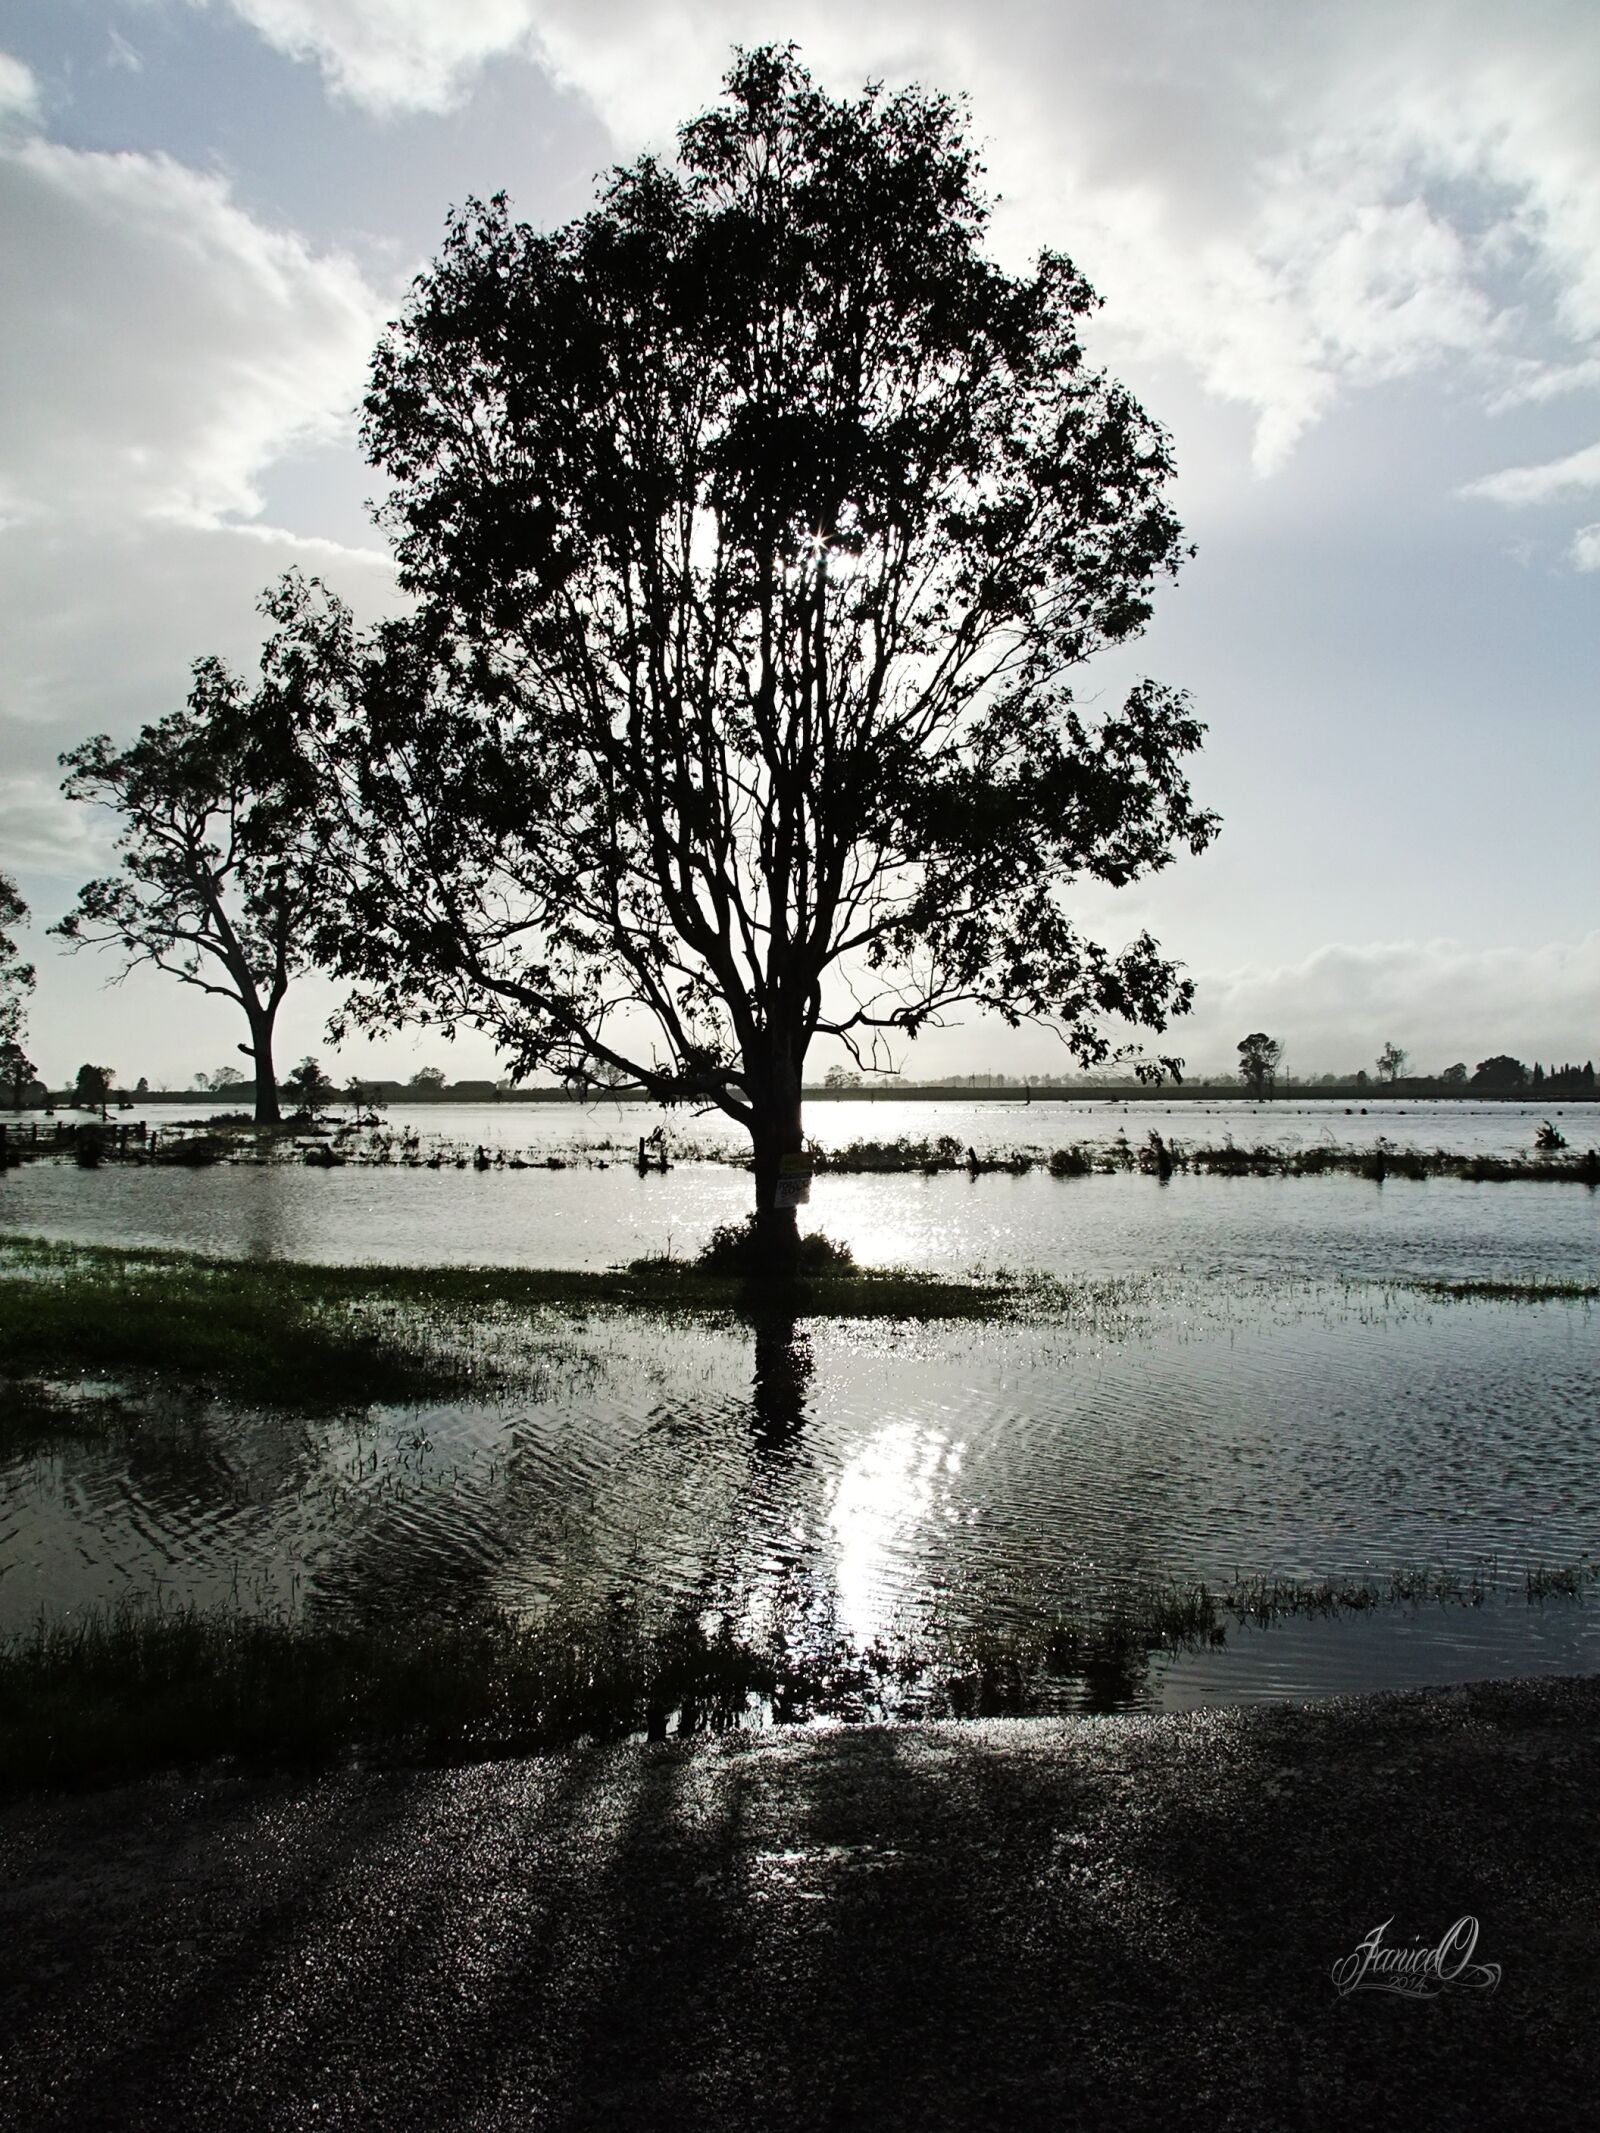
[0,79,402,906]
[106,27,146,75]
[1460,438,1600,506]
[1490,355,1600,410]
[200,0,1600,482]
[0,50,37,125]
[1188,935,1600,1071]
[0,520,401,742]
[1570,523,1600,571]
[0,129,383,528]
[203,0,546,114]
[0,774,106,875]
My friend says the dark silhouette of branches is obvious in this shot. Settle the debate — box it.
[53,655,333,1126]
[282,45,1218,1261]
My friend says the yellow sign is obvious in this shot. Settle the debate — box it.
[779,1151,814,1175]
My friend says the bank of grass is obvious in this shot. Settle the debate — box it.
[0,1255,487,1412]
[0,1232,1025,1424]
[6,1562,1597,1790]
[1408,1277,1599,1303]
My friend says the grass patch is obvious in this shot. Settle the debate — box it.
[1408,1278,1599,1304]
[685,1215,860,1278]
[618,1248,1017,1318]
[0,1240,499,1413]
[0,1233,1023,1430]
[1527,1560,1600,1600]
[1188,1138,1600,1184]
[7,1561,1597,1790]
[0,1600,773,1790]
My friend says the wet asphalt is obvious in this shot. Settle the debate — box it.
[2,1675,1599,2132]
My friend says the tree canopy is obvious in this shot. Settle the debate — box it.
[1,872,33,1043]
[74,1063,113,1111]
[278,45,1217,1257]
[1237,1032,1283,1100]
[1471,1054,1528,1092]
[285,1056,334,1114]
[54,652,333,1125]
[0,871,36,1106]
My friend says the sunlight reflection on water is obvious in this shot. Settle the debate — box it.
[5,1272,1596,1711]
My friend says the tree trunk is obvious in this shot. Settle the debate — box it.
[748,1047,806,1275]
[245,1009,281,1125]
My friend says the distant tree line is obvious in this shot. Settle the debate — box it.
[14,1045,1597,1114]
[1227,1039,1596,1101]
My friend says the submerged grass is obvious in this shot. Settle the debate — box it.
[0,1232,1026,1431]
[6,1561,1597,1790]
[1408,1277,1599,1304]
[800,1129,1600,1183]
[0,1239,507,1412]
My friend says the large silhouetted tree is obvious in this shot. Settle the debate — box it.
[54,657,331,1125]
[282,46,1217,1261]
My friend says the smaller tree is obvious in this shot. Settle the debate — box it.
[75,1063,114,1115]
[285,1056,334,1115]
[1237,1032,1283,1102]
[407,1066,447,1094]
[54,644,335,1126]
[1,873,35,1091]
[1,1037,35,1110]
[824,1066,862,1089]
[1439,1062,1467,1086]
[345,1076,386,1125]
[1471,1054,1528,1093]
[1376,1041,1407,1085]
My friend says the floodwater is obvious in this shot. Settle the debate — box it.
[2,1099,1597,1715]
[1,1098,1595,1287]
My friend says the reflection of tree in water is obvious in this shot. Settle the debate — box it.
[932,1617,1162,1720]
[748,1314,813,1454]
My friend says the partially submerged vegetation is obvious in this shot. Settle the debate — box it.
[0,1232,1029,1429]
[1,1229,1587,1436]
[5,1560,1596,1789]
[9,1115,1596,1185]
[0,1237,508,1411]
[1412,1277,1599,1304]
[810,1129,1599,1184]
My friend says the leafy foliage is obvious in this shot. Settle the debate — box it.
[290,50,1212,1116]
[1237,1031,1283,1100]
[0,871,33,1058]
[53,655,334,1122]
[285,1055,334,1114]
[1471,1054,1528,1092]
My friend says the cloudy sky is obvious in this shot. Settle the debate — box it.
[1,0,1596,1088]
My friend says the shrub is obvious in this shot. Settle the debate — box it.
[1047,1146,1092,1177]
[693,1216,857,1277]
